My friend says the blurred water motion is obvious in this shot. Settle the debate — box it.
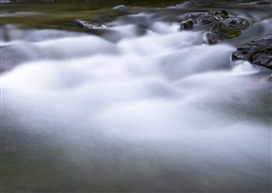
[1,0,271,192]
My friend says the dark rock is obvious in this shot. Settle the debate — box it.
[232,35,272,70]
[179,10,251,44]
[220,10,229,19]
[180,20,193,30]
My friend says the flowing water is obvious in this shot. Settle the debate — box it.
[1,0,271,192]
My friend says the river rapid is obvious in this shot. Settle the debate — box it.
[1,0,271,192]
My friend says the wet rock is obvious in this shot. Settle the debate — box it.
[113,5,127,10]
[179,10,251,44]
[232,35,272,70]
[75,19,108,30]
[180,20,193,30]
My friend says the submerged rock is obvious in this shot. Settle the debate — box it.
[0,43,40,73]
[232,35,272,70]
[269,74,272,81]
[179,10,251,44]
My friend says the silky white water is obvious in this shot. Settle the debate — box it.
[1,11,271,192]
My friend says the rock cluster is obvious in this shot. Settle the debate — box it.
[180,10,251,44]
[232,35,272,70]
[179,10,272,73]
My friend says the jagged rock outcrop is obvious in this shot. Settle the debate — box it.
[180,10,251,44]
[232,35,272,70]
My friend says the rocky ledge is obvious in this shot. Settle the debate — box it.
[180,10,252,44]
[232,35,272,70]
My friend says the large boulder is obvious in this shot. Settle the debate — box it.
[180,10,251,44]
[232,35,272,70]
